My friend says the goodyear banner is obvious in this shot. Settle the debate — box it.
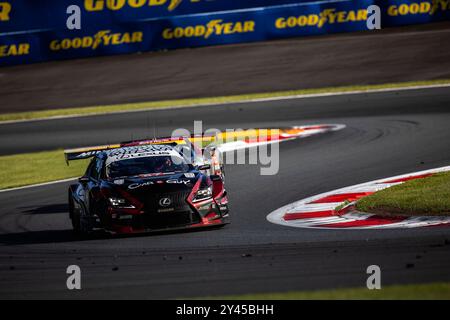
[1,0,449,66]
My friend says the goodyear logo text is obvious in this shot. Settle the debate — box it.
[49,30,143,51]
[0,43,30,57]
[0,1,11,21]
[275,9,368,29]
[84,0,184,12]
[388,0,450,16]
[162,19,255,39]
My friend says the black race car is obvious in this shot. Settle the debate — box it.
[65,138,229,235]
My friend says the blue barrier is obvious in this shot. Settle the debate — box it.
[0,0,449,66]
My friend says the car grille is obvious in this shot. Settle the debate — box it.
[132,191,200,229]
[143,191,191,213]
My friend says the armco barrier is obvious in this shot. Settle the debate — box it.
[0,0,449,66]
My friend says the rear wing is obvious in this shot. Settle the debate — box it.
[64,144,120,164]
[64,137,189,165]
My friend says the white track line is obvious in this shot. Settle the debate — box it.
[1,83,450,125]
[0,177,78,193]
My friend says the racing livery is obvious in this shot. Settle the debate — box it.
[65,137,229,235]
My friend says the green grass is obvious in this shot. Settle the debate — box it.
[356,171,450,216]
[1,79,449,123]
[335,200,351,212]
[0,135,226,190]
[0,131,269,190]
[0,150,88,190]
[198,282,450,300]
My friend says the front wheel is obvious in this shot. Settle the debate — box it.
[70,199,91,236]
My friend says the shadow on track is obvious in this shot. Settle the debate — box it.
[0,224,227,246]
[0,229,78,245]
[20,203,68,215]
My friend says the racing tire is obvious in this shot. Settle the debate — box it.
[69,195,81,233]
[70,198,91,237]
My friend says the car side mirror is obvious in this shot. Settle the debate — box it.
[197,164,210,171]
[78,176,90,184]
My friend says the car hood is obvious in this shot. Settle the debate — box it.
[106,171,201,195]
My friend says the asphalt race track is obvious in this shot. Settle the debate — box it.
[1,87,450,299]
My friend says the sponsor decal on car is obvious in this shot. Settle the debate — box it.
[113,179,125,185]
[128,179,192,189]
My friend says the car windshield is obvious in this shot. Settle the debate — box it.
[106,155,190,179]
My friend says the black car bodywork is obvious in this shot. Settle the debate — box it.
[66,141,229,235]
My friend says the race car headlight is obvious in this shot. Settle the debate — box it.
[108,197,135,209]
[192,186,212,202]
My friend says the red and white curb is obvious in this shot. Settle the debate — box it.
[267,166,450,229]
[217,124,346,152]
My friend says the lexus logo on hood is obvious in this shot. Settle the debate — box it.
[159,197,172,207]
